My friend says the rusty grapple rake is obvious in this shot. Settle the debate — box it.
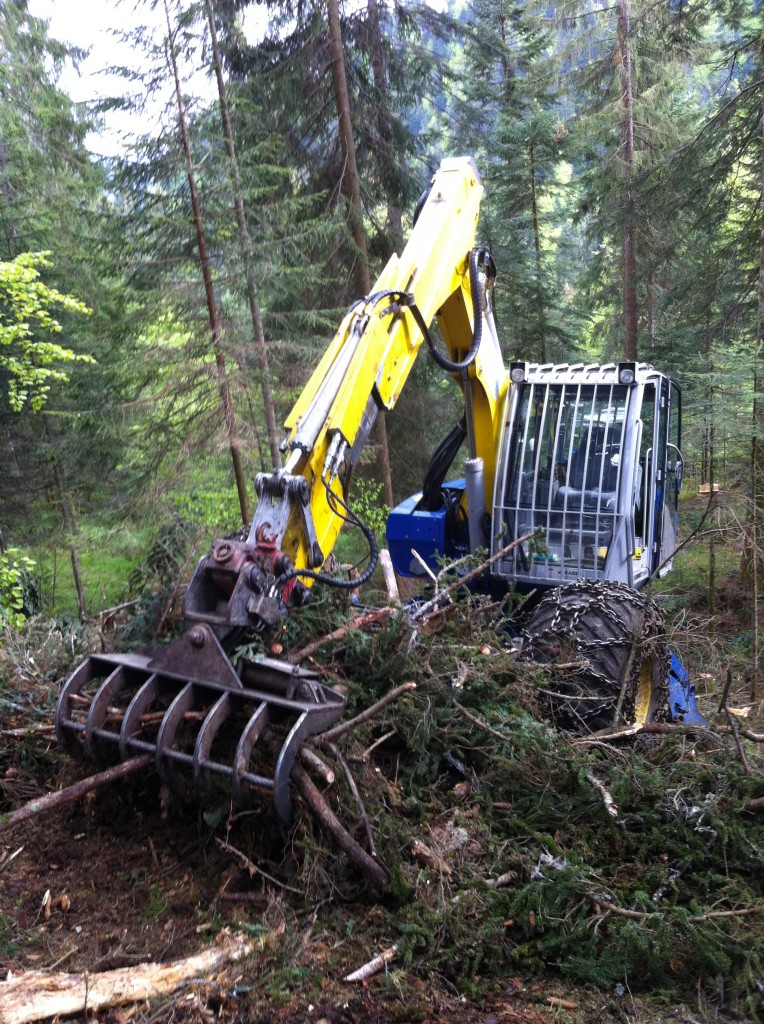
[55,624,345,824]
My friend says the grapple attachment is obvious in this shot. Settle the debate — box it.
[55,624,345,824]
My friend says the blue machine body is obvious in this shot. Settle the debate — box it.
[667,652,708,726]
[387,481,467,578]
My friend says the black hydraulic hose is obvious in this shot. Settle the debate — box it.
[275,482,379,593]
[406,246,494,374]
[359,247,495,376]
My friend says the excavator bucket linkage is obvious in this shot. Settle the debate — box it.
[55,624,345,825]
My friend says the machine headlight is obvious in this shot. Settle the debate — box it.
[618,362,636,385]
[509,362,526,384]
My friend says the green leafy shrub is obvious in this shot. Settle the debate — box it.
[350,479,390,538]
[0,549,42,630]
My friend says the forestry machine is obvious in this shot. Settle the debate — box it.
[56,157,705,825]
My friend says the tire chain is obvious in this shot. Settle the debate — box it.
[523,579,670,729]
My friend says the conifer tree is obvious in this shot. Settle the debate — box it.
[450,0,576,363]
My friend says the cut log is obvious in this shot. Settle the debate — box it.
[0,931,255,1024]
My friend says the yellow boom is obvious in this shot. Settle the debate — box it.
[262,156,508,582]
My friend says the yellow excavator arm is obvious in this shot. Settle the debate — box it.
[184,156,508,631]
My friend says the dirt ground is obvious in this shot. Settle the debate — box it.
[0,713,709,1024]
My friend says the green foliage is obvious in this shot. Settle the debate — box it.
[350,479,390,538]
[0,253,92,411]
[0,549,40,630]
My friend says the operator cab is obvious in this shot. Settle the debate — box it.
[492,362,683,590]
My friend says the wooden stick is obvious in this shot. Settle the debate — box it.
[299,746,336,786]
[591,895,754,922]
[0,930,255,1024]
[548,997,580,1011]
[97,598,140,619]
[411,531,536,622]
[1,757,154,832]
[287,606,395,664]
[326,741,378,859]
[216,839,305,895]
[453,701,512,745]
[378,548,400,605]
[357,728,397,763]
[584,771,619,819]
[717,667,734,714]
[316,682,416,744]
[573,721,726,747]
[344,944,398,983]
[724,708,751,775]
[485,870,515,889]
[291,763,390,890]
[409,838,452,877]
[0,726,56,738]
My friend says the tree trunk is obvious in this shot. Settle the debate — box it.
[326,0,394,508]
[42,415,85,621]
[162,0,250,525]
[366,0,403,249]
[750,25,764,699]
[617,0,639,361]
[205,0,282,470]
[529,143,547,363]
[708,422,716,627]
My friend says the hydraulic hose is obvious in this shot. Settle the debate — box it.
[402,246,494,374]
[275,481,379,594]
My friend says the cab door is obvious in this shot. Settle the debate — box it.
[658,380,683,574]
[635,376,682,578]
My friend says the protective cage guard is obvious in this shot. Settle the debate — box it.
[54,625,345,825]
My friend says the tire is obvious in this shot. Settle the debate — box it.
[523,580,669,733]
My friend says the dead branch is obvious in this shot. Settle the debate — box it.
[591,895,755,922]
[299,746,336,785]
[718,667,734,714]
[740,728,764,742]
[411,531,537,622]
[97,598,140,620]
[218,891,269,907]
[724,708,751,775]
[344,944,398,982]
[573,721,726,747]
[453,701,513,745]
[326,741,378,858]
[287,606,395,664]
[0,726,55,738]
[485,870,515,889]
[690,908,758,921]
[584,772,619,819]
[717,725,764,742]
[548,997,580,1011]
[356,728,397,763]
[744,796,764,812]
[290,763,390,890]
[592,896,654,919]
[216,839,305,896]
[379,548,400,605]
[409,838,452,876]
[316,682,416,744]
[0,930,255,1024]
[153,541,199,639]
[1,756,154,832]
